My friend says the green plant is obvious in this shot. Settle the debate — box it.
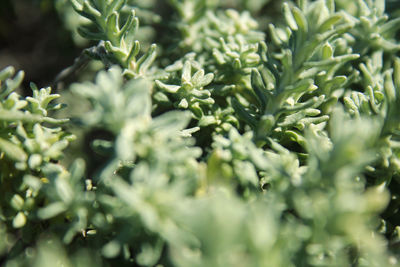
[1,0,400,266]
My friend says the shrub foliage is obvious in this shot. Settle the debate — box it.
[1,0,400,266]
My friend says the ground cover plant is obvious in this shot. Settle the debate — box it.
[1,0,400,266]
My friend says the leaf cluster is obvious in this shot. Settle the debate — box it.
[1,0,400,266]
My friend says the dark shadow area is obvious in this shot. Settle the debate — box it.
[0,0,80,92]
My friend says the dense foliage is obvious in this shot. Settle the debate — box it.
[1,0,400,266]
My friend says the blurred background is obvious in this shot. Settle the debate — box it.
[0,0,81,90]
